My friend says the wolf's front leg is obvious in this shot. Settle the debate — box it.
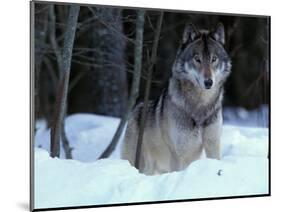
[202,110,223,159]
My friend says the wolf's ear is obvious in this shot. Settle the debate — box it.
[211,23,225,45]
[183,23,199,44]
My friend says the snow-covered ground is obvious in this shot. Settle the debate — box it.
[35,114,123,161]
[34,112,269,209]
[223,105,268,127]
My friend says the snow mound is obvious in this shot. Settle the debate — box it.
[221,125,268,158]
[34,113,269,209]
[35,148,268,209]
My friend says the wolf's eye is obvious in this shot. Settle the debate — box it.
[194,55,201,63]
[212,55,218,63]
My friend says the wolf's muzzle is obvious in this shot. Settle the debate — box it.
[204,78,213,89]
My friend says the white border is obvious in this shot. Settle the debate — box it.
[1,0,280,211]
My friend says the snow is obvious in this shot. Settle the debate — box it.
[35,114,124,161]
[223,105,268,127]
[34,112,269,209]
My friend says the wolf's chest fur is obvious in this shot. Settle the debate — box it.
[156,78,221,160]
[167,78,222,129]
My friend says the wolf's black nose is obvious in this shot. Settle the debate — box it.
[204,79,213,89]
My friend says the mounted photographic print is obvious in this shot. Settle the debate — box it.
[30,0,270,211]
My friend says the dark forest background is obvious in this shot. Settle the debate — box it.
[34,3,269,127]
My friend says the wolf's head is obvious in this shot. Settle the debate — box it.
[172,23,231,90]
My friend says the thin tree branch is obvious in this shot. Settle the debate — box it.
[43,57,58,89]
[68,71,87,93]
[49,5,63,76]
[88,7,136,45]
[135,12,164,169]
[98,10,146,159]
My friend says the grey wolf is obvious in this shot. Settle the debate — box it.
[122,23,231,175]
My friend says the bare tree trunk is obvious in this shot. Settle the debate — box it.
[34,4,49,119]
[49,5,74,159]
[61,106,73,159]
[50,5,80,158]
[99,10,146,159]
[49,5,63,74]
[135,12,164,169]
